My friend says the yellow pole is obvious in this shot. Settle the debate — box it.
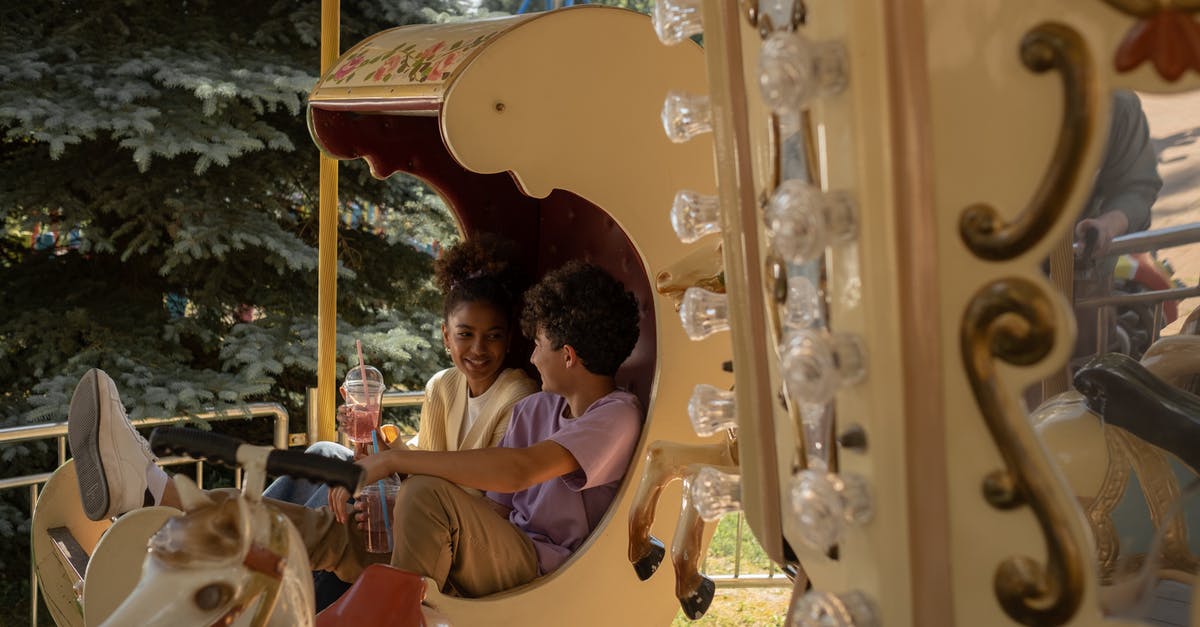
[317,0,340,443]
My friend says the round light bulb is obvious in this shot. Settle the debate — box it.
[690,466,742,522]
[780,329,866,404]
[662,91,712,144]
[759,31,848,114]
[680,287,729,340]
[671,190,721,243]
[790,469,846,552]
[789,590,880,627]
[688,384,737,437]
[765,181,857,265]
[652,0,704,45]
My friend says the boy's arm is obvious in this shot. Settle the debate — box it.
[369,441,579,493]
[329,442,578,523]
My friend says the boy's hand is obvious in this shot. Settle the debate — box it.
[327,452,396,523]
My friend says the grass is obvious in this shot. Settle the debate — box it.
[673,587,790,626]
[671,513,792,626]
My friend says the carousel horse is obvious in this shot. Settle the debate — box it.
[1032,335,1200,614]
[95,428,364,627]
[627,433,739,619]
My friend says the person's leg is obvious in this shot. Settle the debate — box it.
[67,368,170,520]
[259,440,356,605]
[205,486,377,584]
[66,369,374,586]
[262,440,353,508]
[389,475,540,597]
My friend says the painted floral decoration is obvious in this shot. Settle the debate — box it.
[1105,1,1200,81]
[329,32,500,85]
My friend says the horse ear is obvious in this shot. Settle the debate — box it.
[232,492,252,544]
[172,475,215,512]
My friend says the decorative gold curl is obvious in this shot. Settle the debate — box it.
[961,278,1085,626]
[959,22,1095,261]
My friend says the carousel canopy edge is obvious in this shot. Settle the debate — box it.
[307,13,541,110]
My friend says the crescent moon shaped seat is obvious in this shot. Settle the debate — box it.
[307,6,730,625]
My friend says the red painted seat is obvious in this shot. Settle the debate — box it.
[316,564,428,627]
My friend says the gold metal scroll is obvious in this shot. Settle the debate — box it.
[961,278,1085,626]
[959,23,1096,261]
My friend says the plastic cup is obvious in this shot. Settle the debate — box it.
[361,478,401,553]
[339,365,385,444]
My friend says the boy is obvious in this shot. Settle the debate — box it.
[70,261,643,597]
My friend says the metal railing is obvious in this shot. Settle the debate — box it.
[0,402,289,627]
[702,512,791,589]
[1073,223,1200,353]
[1107,223,1200,257]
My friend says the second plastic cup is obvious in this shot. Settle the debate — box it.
[340,365,385,443]
[361,478,402,553]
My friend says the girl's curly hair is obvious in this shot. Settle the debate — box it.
[433,234,525,324]
[520,261,640,377]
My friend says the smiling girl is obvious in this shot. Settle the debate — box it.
[415,234,537,458]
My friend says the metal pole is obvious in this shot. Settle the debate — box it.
[317,0,341,444]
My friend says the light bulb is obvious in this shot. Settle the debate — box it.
[688,384,736,437]
[690,466,742,522]
[671,190,721,243]
[789,590,880,627]
[780,329,866,404]
[759,30,848,114]
[790,469,846,552]
[765,180,857,265]
[680,287,729,340]
[652,0,703,45]
[662,91,712,143]
[790,469,874,553]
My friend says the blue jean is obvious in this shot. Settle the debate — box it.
[263,440,355,610]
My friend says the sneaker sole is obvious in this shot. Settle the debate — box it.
[69,370,110,521]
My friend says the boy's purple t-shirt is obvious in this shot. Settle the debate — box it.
[486,390,643,574]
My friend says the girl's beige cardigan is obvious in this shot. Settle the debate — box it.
[415,366,537,454]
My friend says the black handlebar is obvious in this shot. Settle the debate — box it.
[266,448,362,493]
[150,427,240,468]
[149,427,363,493]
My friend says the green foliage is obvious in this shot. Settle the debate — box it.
[703,513,775,575]
[0,1,464,622]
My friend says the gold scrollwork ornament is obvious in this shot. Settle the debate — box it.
[961,278,1086,627]
[959,22,1096,262]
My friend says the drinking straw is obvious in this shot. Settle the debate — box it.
[371,430,393,552]
[355,339,368,392]
[358,340,392,551]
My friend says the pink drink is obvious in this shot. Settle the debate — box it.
[362,481,401,553]
[340,403,380,443]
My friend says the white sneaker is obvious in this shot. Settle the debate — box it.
[68,368,158,520]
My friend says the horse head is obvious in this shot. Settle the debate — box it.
[100,475,315,627]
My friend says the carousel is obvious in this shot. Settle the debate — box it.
[28,1,1200,626]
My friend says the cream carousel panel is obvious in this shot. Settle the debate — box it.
[309,5,732,626]
[924,0,1200,626]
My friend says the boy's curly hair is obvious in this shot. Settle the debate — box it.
[521,261,640,377]
[433,234,525,324]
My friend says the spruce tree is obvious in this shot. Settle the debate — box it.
[0,1,463,620]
